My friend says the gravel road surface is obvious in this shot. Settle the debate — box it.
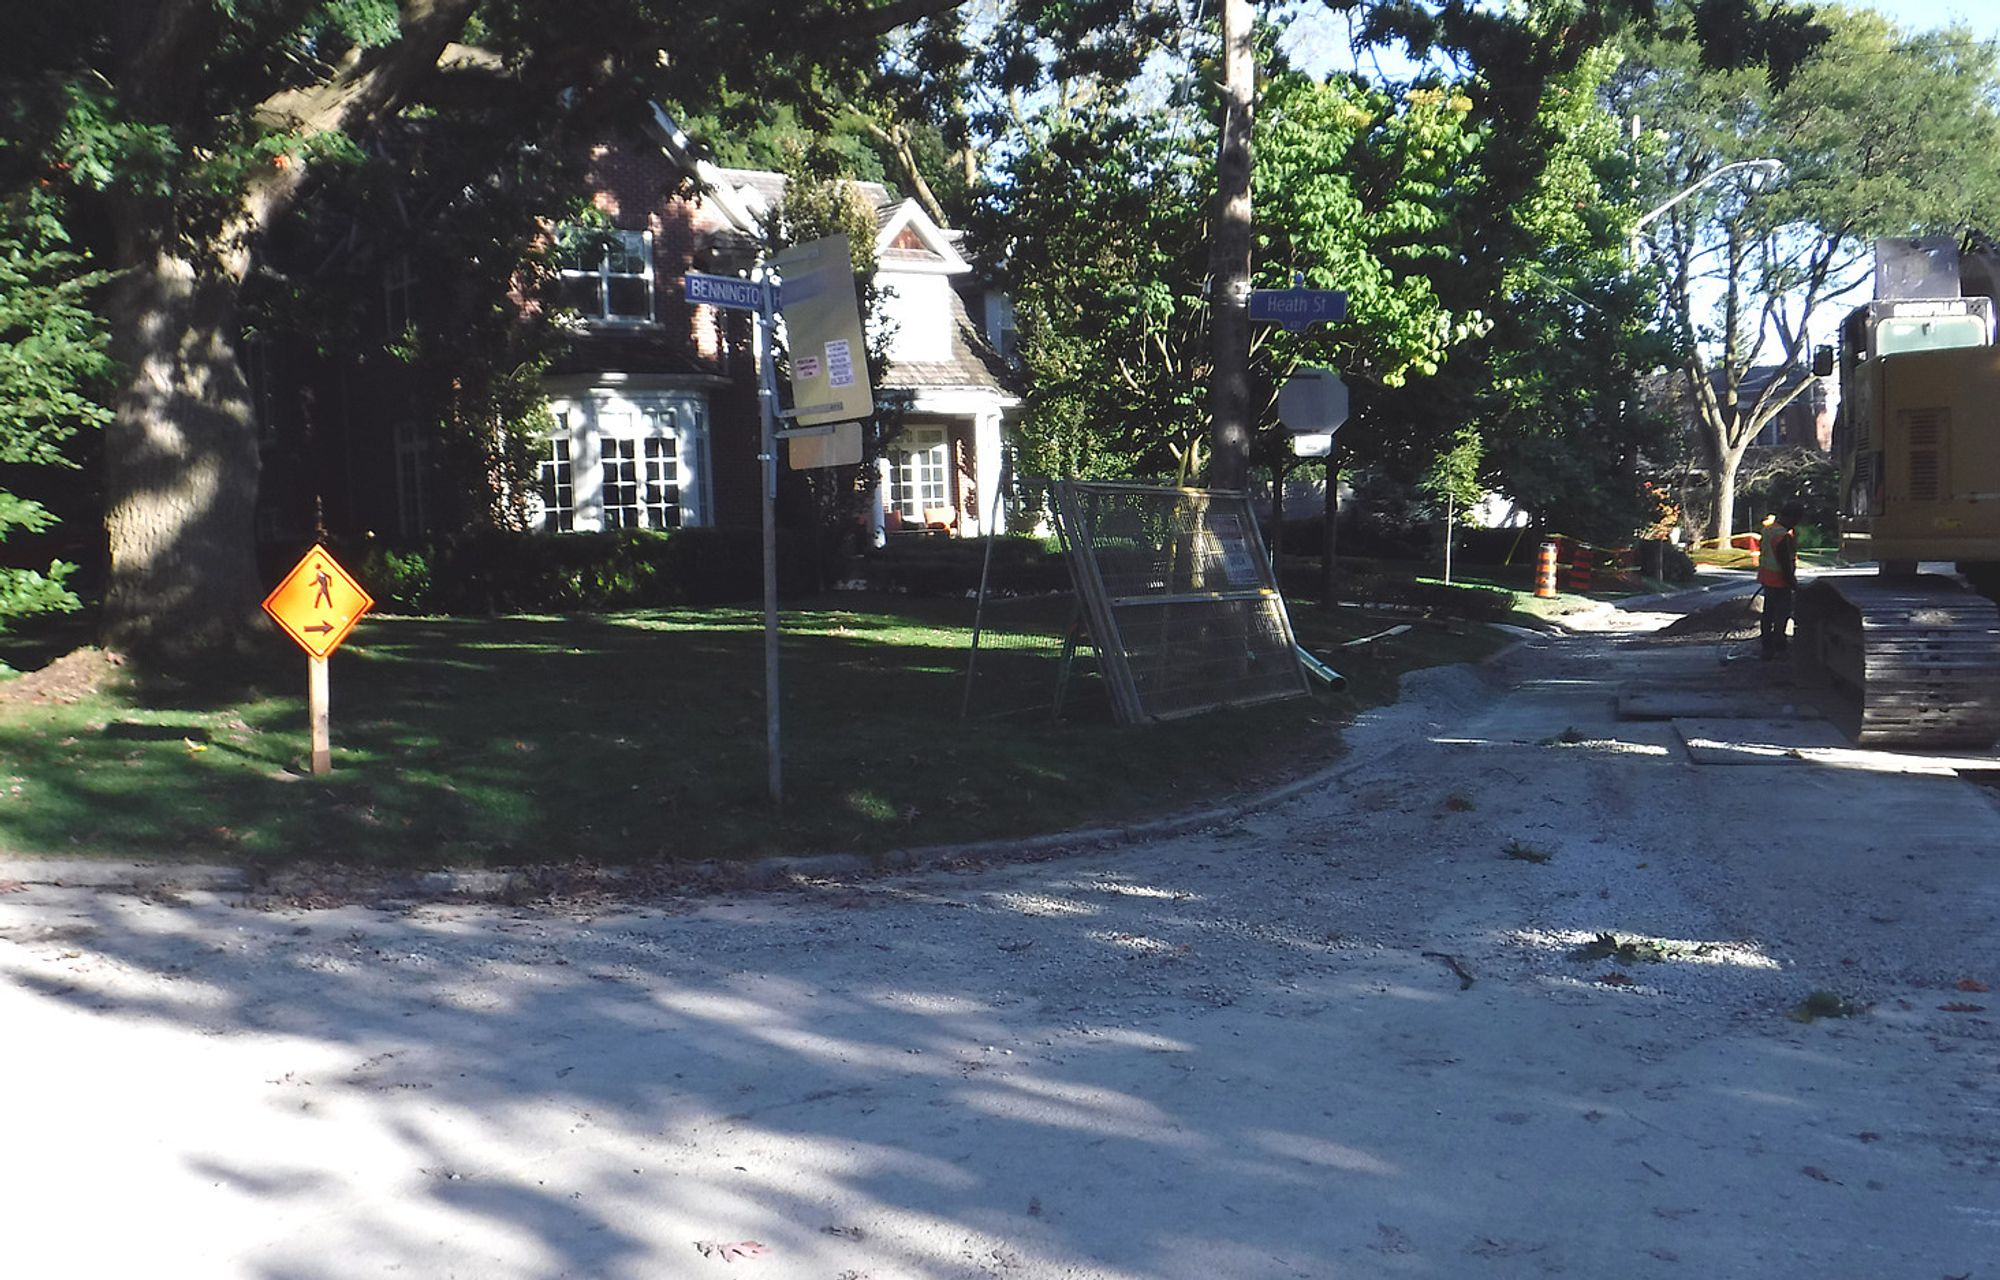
[4,606,1997,1279]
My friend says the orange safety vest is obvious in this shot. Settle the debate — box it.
[1757,525,1795,588]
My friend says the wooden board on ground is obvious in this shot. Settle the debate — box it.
[1675,717,1851,765]
[1619,688,1823,721]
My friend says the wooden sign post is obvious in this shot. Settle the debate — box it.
[262,545,374,776]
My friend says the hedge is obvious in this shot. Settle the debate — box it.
[850,536,1071,597]
[307,527,817,615]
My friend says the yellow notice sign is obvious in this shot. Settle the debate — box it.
[774,233,874,427]
[262,545,375,659]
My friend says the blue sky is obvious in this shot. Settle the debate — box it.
[1854,0,2000,38]
[1282,1,2000,80]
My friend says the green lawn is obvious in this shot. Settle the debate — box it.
[0,594,1507,867]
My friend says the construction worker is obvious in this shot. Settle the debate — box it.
[1758,502,1803,659]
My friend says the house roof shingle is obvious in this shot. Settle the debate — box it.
[713,168,896,218]
[881,287,1018,397]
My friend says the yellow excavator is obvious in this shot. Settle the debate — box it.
[1796,235,2000,747]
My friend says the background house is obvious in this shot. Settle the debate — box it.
[533,109,1018,542]
[245,111,1018,556]
[1724,364,1833,451]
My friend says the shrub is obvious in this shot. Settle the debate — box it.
[1659,541,1697,583]
[1794,522,1833,552]
[853,536,1070,596]
[325,527,816,615]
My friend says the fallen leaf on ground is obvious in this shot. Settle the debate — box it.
[1802,1166,1837,1183]
[1939,1002,1986,1013]
[694,1240,768,1263]
[1954,978,1989,993]
[1856,1131,1882,1143]
[1597,972,1635,987]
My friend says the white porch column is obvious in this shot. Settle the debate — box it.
[972,410,1005,536]
[870,455,890,548]
[573,400,605,532]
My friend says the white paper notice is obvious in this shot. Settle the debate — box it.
[795,355,822,380]
[826,339,854,389]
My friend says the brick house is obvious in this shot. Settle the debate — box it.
[531,107,1019,541]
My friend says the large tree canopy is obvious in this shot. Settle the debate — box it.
[976,15,1676,546]
[0,0,985,661]
[0,0,1832,665]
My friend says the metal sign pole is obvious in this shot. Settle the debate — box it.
[755,263,784,806]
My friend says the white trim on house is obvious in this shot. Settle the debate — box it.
[875,199,973,274]
[536,387,713,532]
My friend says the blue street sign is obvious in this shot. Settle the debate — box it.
[1249,287,1348,332]
[683,271,767,310]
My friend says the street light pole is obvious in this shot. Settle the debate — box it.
[1628,159,1785,260]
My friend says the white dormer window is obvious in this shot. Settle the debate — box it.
[558,227,656,325]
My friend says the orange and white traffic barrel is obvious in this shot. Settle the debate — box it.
[1536,541,1559,598]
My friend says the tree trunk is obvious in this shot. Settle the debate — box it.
[1206,0,1254,491]
[101,248,264,658]
[1709,440,1743,546]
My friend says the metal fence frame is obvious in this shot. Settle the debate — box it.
[1052,480,1310,723]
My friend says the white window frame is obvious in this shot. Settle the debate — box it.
[559,228,656,326]
[539,417,576,532]
[539,395,710,533]
[889,426,951,522]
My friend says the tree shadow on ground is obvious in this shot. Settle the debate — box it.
[0,607,1355,866]
[8,613,1994,1277]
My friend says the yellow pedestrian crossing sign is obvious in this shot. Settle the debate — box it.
[262,545,374,659]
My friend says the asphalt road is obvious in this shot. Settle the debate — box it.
[4,606,1997,1279]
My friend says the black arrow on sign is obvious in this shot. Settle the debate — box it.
[303,622,335,635]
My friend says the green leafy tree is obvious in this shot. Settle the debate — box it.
[0,0,978,663]
[0,203,111,647]
[1468,46,1673,540]
[1419,424,1482,582]
[1253,71,1489,457]
[0,0,1832,666]
[975,59,1486,488]
[968,92,1210,482]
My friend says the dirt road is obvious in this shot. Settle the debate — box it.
[4,608,1997,1278]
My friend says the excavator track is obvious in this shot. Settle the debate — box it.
[1795,575,2000,748]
